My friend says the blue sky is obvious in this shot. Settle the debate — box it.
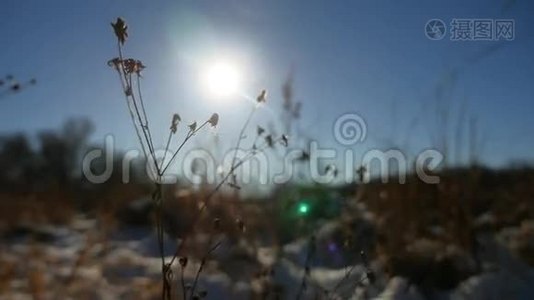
[1,0,533,170]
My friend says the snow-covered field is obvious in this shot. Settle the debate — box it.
[1,211,533,300]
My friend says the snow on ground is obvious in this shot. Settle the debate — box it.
[1,211,533,299]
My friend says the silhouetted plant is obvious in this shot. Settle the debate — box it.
[296,235,317,300]
[108,17,287,300]
[0,74,36,100]
[326,250,375,299]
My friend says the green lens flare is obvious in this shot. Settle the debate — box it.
[298,203,309,214]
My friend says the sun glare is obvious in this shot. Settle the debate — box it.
[204,61,241,100]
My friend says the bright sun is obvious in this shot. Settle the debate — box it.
[204,61,241,100]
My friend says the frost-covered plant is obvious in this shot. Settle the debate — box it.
[108,17,287,300]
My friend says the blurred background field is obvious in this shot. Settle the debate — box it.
[0,120,533,299]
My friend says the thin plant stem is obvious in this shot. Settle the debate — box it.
[160,121,209,175]
[160,130,173,170]
[328,276,368,300]
[135,74,157,155]
[119,94,150,177]
[328,265,356,299]
[115,41,159,175]
[189,239,223,299]
[180,265,186,300]
[115,40,170,300]
[296,235,316,300]
[114,42,149,162]
[167,138,281,268]
[230,105,257,173]
[126,74,160,175]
